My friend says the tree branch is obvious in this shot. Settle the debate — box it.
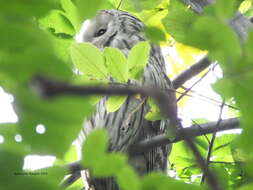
[32,75,178,122]
[128,117,239,155]
[33,76,237,190]
[201,102,225,184]
[172,57,211,89]
[61,162,82,187]
[63,117,240,187]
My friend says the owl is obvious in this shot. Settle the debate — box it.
[76,10,176,190]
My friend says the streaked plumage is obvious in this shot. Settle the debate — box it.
[77,10,176,190]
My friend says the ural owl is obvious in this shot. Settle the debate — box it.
[76,10,176,190]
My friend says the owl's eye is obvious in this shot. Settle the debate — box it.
[95,28,106,37]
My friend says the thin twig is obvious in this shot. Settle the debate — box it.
[201,101,225,184]
[116,0,123,10]
[174,122,222,190]
[61,172,81,187]
[191,119,211,144]
[177,68,211,102]
[181,86,239,110]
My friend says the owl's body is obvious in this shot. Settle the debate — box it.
[77,10,176,190]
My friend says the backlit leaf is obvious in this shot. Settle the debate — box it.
[116,166,140,190]
[70,42,108,79]
[39,10,75,35]
[104,47,128,82]
[144,26,166,44]
[128,41,150,79]
[106,96,127,112]
[82,129,108,167]
[61,0,81,31]
[141,173,203,190]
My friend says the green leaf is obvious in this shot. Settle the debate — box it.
[144,26,166,44]
[0,123,30,154]
[18,93,93,158]
[70,42,108,79]
[145,98,162,121]
[145,111,162,121]
[238,184,253,190]
[0,150,60,190]
[55,144,78,165]
[60,0,81,31]
[0,49,72,86]
[39,10,75,35]
[244,2,253,16]
[128,41,150,79]
[76,0,103,19]
[169,141,197,173]
[35,166,68,185]
[186,16,241,63]
[50,36,73,63]
[0,19,49,54]
[0,14,90,159]
[0,18,72,83]
[194,138,209,152]
[82,129,108,167]
[162,6,197,42]
[245,30,253,62]
[104,47,128,82]
[0,0,56,17]
[204,0,239,19]
[92,153,127,177]
[212,134,237,163]
[119,0,162,12]
[106,96,127,112]
[65,178,84,190]
[240,0,253,14]
[209,165,229,189]
[116,166,140,190]
[212,78,234,99]
[169,137,208,178]
[75,0,112,21]
[81,129,142,189]
[137,0,163,10]
[142,173,169,190]
[81,129,140,188]
[0,20,87,159]
[141,173,203,190]
[0,150,24,181]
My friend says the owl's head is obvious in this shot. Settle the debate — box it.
[76,10,145,52]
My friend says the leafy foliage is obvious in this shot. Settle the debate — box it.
[104,47,128,82]
[128,41,150,79]
[0,0,253,190]
[71,42,108,79]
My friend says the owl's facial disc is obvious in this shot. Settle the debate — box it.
[75,11,118,48]
[75,19,91,42]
